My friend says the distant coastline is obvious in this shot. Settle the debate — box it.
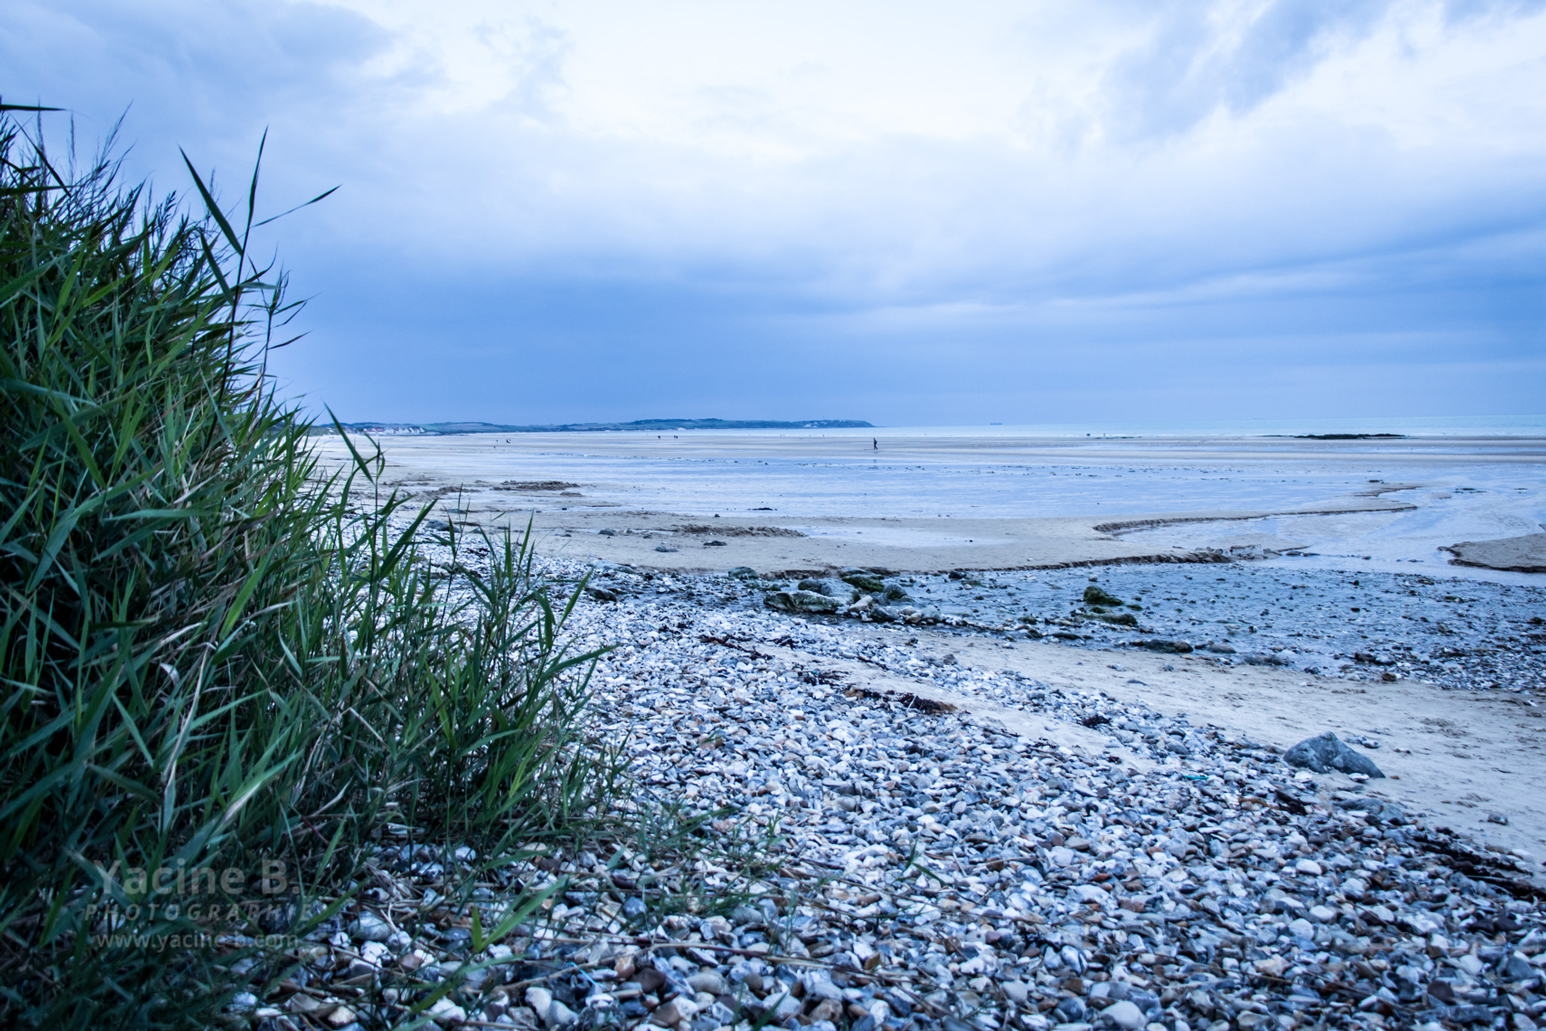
[318,414,1544,438]
[325,418,874,435]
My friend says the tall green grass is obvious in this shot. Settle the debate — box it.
[0,106,624,1027]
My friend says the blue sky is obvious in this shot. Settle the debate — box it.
[5,0,1544,425]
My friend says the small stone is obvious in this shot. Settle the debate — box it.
[545,1000,578,1027]
[428,998,468,1025]
[348,912,393,942]
[325,1006,357,1029]
[1295,858,1322,876]
[652,998,698,1026]
[1052,997,1087,1023]
[802,973,843,1001]
[1309,905,1339,923]
[730,904,764,926]
[1072,884,1109,905]
[808,999,844,1023]
[687,971,726,995]
[771,994,803,1021]
[1501,952,1536,981]
[1254,956,1287,977]
[1102,999,1146,1030]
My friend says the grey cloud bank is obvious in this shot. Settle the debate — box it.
[3,0,1543,425]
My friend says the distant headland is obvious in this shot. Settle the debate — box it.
[326,418,874,435]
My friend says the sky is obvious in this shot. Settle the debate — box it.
[4,0,1545,426]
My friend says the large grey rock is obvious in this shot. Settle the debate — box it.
[1284,732,1385,777]
[796,578,859,602]
[1242,651,1295,666]
[764,590,842,613]
[1084,585,1125,607]
[1130,638,1193,654]
[839,569,886,593]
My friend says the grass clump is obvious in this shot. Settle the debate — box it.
[0,106,624,1027]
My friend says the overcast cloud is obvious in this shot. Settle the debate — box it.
[4,0,1543,425]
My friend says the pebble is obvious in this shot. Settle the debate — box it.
[348,912,393,942]
[1102,998,1146,1029]
[428,998,467,1025]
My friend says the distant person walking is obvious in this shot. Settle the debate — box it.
[872,438,878,450]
